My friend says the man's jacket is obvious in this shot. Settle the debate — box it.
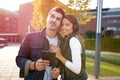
[16,29,62,80]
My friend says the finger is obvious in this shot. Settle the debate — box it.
[52,68,56,71]
[51,70,59,75]
[50,45,56,50]
[43,60,50,63]
[36,60,43,66]
[36,59,44,64]
[37,66,45,71]
[51,72,59,78]
[43,60,50,66]
[43,62,49,66]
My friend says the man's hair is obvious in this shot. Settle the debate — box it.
[48,7,65,17]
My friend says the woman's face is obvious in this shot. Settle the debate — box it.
[61,18,73,36]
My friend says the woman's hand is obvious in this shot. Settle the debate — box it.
[50,44,67,65]
[50,44,62,58]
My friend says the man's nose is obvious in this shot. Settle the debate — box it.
[52,18,57,22]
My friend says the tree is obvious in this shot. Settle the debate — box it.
[84,30,96,38]
[103,30,114,38]
[30,0,95,30]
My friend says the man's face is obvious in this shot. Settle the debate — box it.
[46,11,63,30]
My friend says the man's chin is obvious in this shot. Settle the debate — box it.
[49,28,56,31]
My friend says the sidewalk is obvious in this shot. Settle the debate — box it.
[0,44,23,80]
[0,44,119,80]
[86,50,120,56]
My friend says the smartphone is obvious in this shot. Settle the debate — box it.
[42,50,56,67]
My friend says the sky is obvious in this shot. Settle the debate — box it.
[0,0,34,11]
[0,0,120,11]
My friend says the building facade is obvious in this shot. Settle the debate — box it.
[1,2,120,44]
[0,8,19,43]
[15,3,120,42]
[0,8,18,33]
[81,8,120,38]
[101,8,120,38]
[17,2,33,42]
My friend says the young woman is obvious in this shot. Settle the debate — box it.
[50,15,88,80]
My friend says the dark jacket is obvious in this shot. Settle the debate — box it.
[16,29,62,80]
[61,35,88,80]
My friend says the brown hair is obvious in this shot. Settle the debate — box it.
[63,15,79,33]
[48,7,65,18]
[63,15,85,46]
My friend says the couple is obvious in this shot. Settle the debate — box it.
[16,7,87,80]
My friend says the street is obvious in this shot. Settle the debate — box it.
[0,44,119,80]
[0,44,23,80]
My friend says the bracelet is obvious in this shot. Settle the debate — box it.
[34,61,37,70]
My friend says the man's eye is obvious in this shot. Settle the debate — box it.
[51,14,55,18]
[56,18,61,21]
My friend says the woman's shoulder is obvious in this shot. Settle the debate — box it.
[69,36,80,43]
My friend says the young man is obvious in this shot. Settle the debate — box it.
[16,7,65,80]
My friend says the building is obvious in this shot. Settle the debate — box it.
[0,2,34,43]
[101,8,120,38]
[81,8,120,38]
[17,2,33,42]
[0,8,20,43]
[0,8,18,33]
[1,2,120,44]
[17,2,120,41]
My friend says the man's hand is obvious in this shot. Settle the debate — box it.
[35,59,50,71]
[51,68,60,79]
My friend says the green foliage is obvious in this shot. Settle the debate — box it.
[85,38,95,50]
[101,54,120,65]
[103,30,114,38]
[85,38,120,52]
[86,57,120,76]
[86,52,120,65]
[84,30,96,39]
[31,0,95,30]
[101,38,120,52]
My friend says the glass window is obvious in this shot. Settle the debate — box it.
[106,27,120,31]
[102,19,120,24]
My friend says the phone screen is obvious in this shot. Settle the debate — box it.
[42,50,57,67]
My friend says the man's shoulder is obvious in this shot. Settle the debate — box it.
[30,31,40,34]
[28,31,42,36]
[29,29,45,36]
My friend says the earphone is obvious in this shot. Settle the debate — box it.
[73,17,79,32]
[73,24,78,31]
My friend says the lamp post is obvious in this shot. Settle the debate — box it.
[94,0,103,79]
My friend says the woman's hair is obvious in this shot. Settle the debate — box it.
[63,15,79,33]
[63,15,85,46]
